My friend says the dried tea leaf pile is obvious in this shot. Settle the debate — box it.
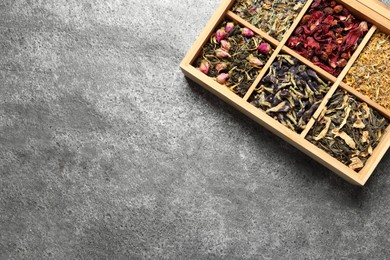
[232,0,307,41]
[250,54,330,133]
[287,0,369,76]
[307,90,389,171]
[344,32,390,110]
[194,21,273,97]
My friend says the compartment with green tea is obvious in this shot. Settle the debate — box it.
[306,90,389,171]
[193,20,274,97]
[231,0,307,41]
[249,54,331,133]
[287,0,370,77]
[344,31,390,110]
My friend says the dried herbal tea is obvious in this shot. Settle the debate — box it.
[249,54,331,133]
[287,0,369,76]
[232,0,307,41]
[344,32,390,110]
[194,21,274,97]
[306,90,389,171]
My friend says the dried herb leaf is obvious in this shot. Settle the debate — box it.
[306,90,389,172]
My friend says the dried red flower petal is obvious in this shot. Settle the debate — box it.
[336,58,348,67]
[301,14,311,25]
[289,0,369,76]
[324,7,333,15]
[333,5,343,14]
[342,21,368,51]
[314,61,335,74]
[306,37,320,49]
[287,36,302,48]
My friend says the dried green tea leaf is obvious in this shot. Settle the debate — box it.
[306,90,389,172]
[349,157,364,171]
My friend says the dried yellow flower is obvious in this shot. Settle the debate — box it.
[344,32,390,110]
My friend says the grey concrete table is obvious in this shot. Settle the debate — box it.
[1,1,390,259]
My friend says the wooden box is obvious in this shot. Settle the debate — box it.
[180,0,390,186]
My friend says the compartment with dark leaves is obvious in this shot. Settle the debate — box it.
[248,54,331,133]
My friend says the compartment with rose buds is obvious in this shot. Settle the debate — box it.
[287,0,371,77]
[193,20,275,97]
[306,89,389,172]
[248,54,331,133]
[231,0,308,41]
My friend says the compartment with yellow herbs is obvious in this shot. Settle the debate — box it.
[344,31,390,112]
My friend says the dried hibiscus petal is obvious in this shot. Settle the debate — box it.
[342,21,369,51]
[288,0,369,76]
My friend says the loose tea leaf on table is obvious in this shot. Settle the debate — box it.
[344,32,390,110]
[194,21,274,97]
[306,90,389,171]
[287,0,369,76]
[232,0,307,41]
[250,54,331,133]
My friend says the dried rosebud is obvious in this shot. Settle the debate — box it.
[216,73,229,84]
[247,54,263,67]
[216,28,227,43]
[242,28,254,37]
[301,14,311,25]
[197,60,210,75]
[220,40,231,51]
[215,62,228,73]
[330,1,337,7]
[333,5,343,14]
[225,22,234,33]
[258,43,271,55]
[215,48,230,58]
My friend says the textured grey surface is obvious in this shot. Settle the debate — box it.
[1,1,390,259]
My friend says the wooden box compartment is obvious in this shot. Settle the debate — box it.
[180,0,390,186]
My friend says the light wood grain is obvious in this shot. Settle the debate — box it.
[358,124,390,184]
[340,0,390,35]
